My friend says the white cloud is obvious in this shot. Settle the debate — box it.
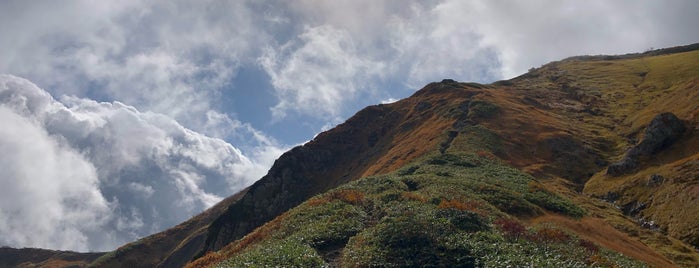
[0,75,282,251]
[0,0,268,135]
[380,98,398,104]
[258,0,699,119]
[258,0,501,119]
[430,0,699,78]
[384,2,502,87]
[0,106,110,252]
[2,0,696,124]
[260,25,385,120]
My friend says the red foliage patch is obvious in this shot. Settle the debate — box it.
[438,199,480,212]
[578,239,599,253]
[530,226,570,243]
[401,192,427,203]
[331,189,365,205]
[494,218,527,240]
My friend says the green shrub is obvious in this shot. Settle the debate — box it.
[467,100,500,119]
[478,185,542,216]
[524,190,585,218]
[427,153,477,167]
[342,215,476,267]
[219,140,608,267]
[436,208,489,232]
[220,238,324,267]
[398,165,420,176]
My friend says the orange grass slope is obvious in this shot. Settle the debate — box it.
[187,45,699,267]
[486,45,699,265]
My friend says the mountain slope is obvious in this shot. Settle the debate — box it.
[186,45,699,267]
[5,44,699,267]
[88,80,468,267]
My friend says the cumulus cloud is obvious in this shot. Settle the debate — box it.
[0,106,110,252]
[0,75,279,251]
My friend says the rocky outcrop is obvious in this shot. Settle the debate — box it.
[607,113,686,176]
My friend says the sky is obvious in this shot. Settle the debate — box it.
[0,0,697,252]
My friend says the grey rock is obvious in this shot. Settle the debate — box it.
[647,174,665,187]
[607,112,685,176]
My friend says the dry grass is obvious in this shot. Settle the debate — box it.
[185,212,289,268]
[530,214,676,267]
[437,198,480,212]
[331,189,365,205]
[401,192,427,203]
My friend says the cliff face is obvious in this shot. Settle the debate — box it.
[7,44,699,267]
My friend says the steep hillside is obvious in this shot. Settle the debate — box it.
[6,44,699,267]
[87,79,469,267]
[190,136,656,267]
[186,45,699,267]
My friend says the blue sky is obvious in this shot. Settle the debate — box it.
[0,0,697,252]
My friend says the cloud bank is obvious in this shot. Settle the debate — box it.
[0,75,281,251]
[2,0,696,123]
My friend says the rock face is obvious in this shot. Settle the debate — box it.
[632,112,687,157]
[607,113,685,176]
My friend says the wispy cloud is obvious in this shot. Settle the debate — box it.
[260,25,385,120]
[427,0,699,78]
[380,98,398,104]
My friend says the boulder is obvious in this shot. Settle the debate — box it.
[607,113,685,176]
[629,112,686,158]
